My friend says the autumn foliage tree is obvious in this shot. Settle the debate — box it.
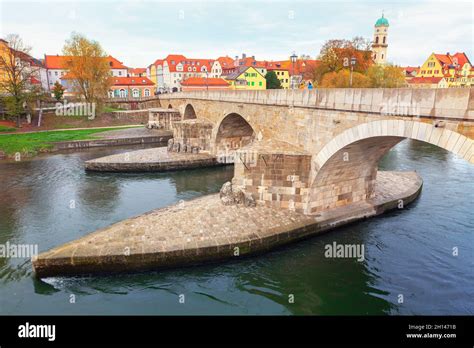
[320,70,371,88]
[311,37,407,88]
[62,32,111,109]
[367,64,406,88]
[0,34,40,126]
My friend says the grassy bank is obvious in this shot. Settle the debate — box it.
[0,125,16,132]
[0,126,138,157]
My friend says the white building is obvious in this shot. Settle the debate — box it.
[150,55,222,92]
[44,55,128,90]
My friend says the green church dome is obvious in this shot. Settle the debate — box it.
[375,14,389,27]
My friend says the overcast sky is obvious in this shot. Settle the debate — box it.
[0,0,472,68]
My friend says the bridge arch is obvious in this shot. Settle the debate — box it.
[308,119,473,213]
[183,104,197,120]
[213,112,256,157]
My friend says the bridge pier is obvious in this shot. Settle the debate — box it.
[233,139,312,214]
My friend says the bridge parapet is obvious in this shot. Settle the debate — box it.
[160,88,474,120]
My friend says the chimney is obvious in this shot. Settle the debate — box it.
[252,55,255,60]
[242,53,246,59]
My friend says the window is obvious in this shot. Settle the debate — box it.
[381,54,384,59]
[374,54,377,60]
[375,37,379,44]
[144,89,150,97]
[55,71,58,76]
[259,81,262,86]
[251,81,255,86]
[118,71,122,76]
[132,89,140,98]
[119,89,126,98]
[108,90,114,98]
[171,60,175,65]
[383,37,386,44]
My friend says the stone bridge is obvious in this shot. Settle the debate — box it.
[158,88,474,214]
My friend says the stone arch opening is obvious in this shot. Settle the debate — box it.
[215,113,256,157]
[167,104,173,109]
[308,120,473,213]
[309,136,404,213]
[183,104,197,120]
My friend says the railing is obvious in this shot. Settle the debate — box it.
[158,88,474,120]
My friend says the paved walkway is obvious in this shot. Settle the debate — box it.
[33,171,422,277]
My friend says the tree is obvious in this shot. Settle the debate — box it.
[320,69,371,88]
[265,70,282,89]
[368,64,407,88]
[0,34,40,127]
[52,81,65,101]
[314,37,374,86]
[62,32,111,109]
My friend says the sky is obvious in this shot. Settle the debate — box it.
[0,0,472,68]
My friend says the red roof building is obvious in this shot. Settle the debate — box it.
[181,77,230,91]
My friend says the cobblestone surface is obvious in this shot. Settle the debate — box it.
[85,147,221,172]
[33,171,422,277]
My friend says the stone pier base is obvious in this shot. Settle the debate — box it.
[33,171,422,278]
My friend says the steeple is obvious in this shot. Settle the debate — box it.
[372,13,389,65]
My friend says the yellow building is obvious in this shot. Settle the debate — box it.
[266,67,290,89]
[147,63,157,85]
[410,52,474,88]
[0,39,10,91]
[224,66,266,90]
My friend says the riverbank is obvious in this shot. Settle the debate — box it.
[32,170,422,278]
[0,126,170,159]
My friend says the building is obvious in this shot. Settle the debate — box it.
[0,38,46,93]
[181,77,230,91]
[407,76,448,88]
[107,77,155,98]
[224,66,266,90]
[401,66,420,82]
[372,14,389,65]
[44,55,128,91]
[128,68,146,77]
[408,52,473,88]
[148,54,222,93]
[265,63,290,89]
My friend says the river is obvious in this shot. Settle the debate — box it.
[0,140,472,315]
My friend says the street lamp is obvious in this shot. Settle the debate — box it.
[350,57,356,87]
[290,52,297,89]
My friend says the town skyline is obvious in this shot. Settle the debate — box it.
[0,0,472,68]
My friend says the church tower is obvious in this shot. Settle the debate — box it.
[372,13,389,65]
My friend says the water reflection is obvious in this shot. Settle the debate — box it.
[0,140,472,315]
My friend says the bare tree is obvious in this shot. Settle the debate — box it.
[0,34,40,127]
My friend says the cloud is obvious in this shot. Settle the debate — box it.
[0,0,472,67]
